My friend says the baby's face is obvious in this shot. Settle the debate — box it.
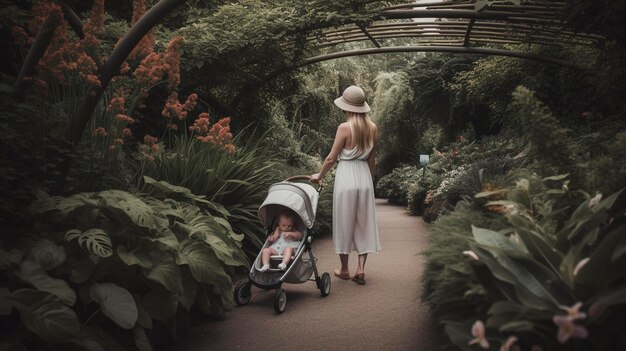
[278,216,295,232]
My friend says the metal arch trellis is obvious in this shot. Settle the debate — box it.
[299,0,603,69]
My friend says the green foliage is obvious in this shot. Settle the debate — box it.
[512,86,577,173]
[141,132,276,256]
[0,186,247,350]
[375,164,421,206]
[423,170,626,351]
[371,71,416,173]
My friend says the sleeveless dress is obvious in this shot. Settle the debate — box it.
[333,141,381,255]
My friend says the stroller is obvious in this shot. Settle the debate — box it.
[233,176,331,313]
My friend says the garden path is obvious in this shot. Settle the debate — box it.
[184,199,442,351]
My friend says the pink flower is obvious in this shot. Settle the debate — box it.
[500,336,518,351]
[559,302,586,321]
[468,320,490,349]
[553,315,588,343]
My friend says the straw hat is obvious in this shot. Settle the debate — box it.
[334,85,371,113]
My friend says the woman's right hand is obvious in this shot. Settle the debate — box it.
[310,173,321,184]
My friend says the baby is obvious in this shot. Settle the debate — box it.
[259,210,303,272]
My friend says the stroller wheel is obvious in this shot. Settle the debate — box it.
[320,272,331,297]
[234,282,252,306]
[273,288,287,314]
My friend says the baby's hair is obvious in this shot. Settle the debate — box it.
[278,209,296,222]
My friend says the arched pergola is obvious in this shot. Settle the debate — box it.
[301,0,602,69]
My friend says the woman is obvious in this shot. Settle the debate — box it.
[311,85,381,285]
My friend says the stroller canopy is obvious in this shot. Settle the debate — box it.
[258,181,319,229]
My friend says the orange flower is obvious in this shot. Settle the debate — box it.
[94,127,107,137]
[163,36,184,90]
[11,25,30,46]
[161,92,197,120]
[122,128,132,137]
[183,93,198,111]
[191,115,236,154]
[143,134,158,146]
[134,52,167,89]
[115,114,134,124]
[113,138,124,146]
[109,96,126,114]
[142,151,155,162]
[127,0,155,61]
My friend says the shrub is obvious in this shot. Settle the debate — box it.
[423,170,626,351]
[1,186,247,350]
[140,132,276,257]
[375,164,422,205]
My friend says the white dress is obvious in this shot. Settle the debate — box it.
[332,145,381,254]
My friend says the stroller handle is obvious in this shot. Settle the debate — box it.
[285,175,323,193]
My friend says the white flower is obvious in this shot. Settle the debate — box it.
[463,250,479,261]
[573,257,590,276]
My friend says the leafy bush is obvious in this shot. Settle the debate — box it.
[141,132,276,257]
[423,171,626,351]
[0,185,247,350]
[375,164,422,205]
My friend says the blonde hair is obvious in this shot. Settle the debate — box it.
[347,112,376,154]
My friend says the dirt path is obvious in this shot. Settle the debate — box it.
[184,199,441,350]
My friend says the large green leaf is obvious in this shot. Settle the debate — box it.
[90,283,138,330]
[175,214,248,268]
[15,261,76,306]
[10,289,80,342]
[66,228,113,258]
[140,286,178,322]
[98,190,157,229]
[575,222,626,292]
[116,245,153,269]
[178,267,198,311]
[508,215,563,273]
[176,240,231,291]
[145,251,182,293]
[470,244,561,310]
[134,326,154,351]
[143,176,215,207]
[556,189,624,249]
[29,193,97,218]
[471,225,525,255]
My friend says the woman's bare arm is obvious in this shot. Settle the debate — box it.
[367,125,379,176]
[312,123,349,181]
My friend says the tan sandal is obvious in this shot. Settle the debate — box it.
[351,273,366,285]
[334,269,351,280]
